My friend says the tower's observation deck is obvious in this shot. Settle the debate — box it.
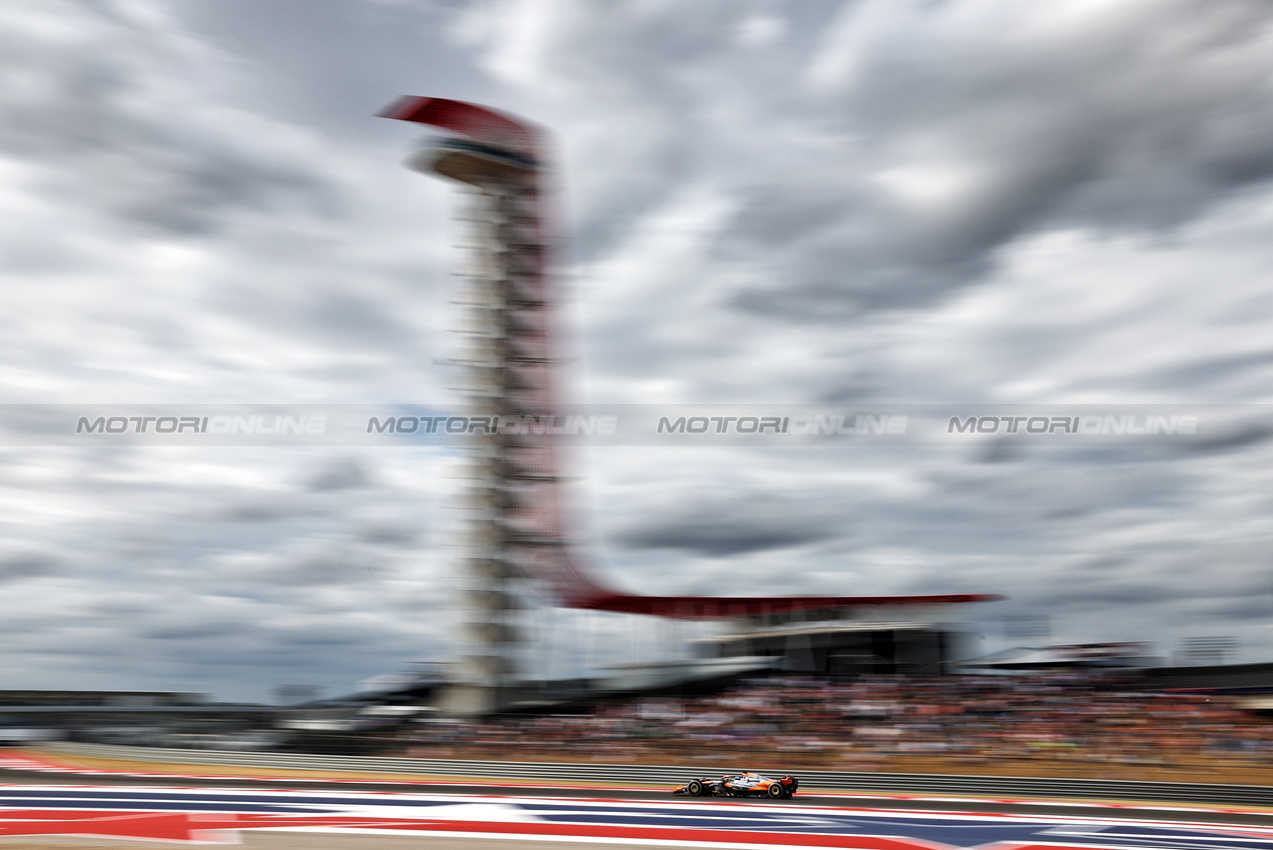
[382,97,999,709]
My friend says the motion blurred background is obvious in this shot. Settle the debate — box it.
[1,0,1273,725]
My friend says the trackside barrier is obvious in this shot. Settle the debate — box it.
[37,742,1273,807]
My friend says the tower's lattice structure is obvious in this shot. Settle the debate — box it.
[383,98,590,714]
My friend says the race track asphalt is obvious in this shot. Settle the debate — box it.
[4,767,1273,850]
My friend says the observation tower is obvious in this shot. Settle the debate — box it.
[382,97,999,714]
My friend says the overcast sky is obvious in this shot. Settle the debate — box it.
[3,0,1273,702]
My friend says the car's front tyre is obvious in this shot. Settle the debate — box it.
[686,780,704,797]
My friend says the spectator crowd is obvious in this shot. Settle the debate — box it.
[402,673,1273,781]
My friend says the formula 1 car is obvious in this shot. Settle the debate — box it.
[672,772,799,799]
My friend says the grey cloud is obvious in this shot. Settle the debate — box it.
[926,459,1194,517]
[0,3,343,238]
[17,631,140,659]
[0,552,63,583]
[77,594,158,620]
[171,0,495,144]
[112,143,343,235]
[143,619,246,641]
[725,1,1273,319]
[1183,421,1273,453]
[613,497,844,557]
[1181,594,1273,623]
[211,283,426,361]
[357,522,419,546]
[267,621,385,649]
[491,4,829,264]
[1004,549,1271,615]
[618,520,822,557]
[816,375,881,405]
[1135,352,1273,395]
[1036,578,1183,610]
[976,440,1022,465]
[306,457,374,492]
[257,552,381,587]
[217,501,312,523]
[3,0,1273,699]
[306,291,415,348]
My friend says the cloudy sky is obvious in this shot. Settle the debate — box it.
[3,0,1273,702]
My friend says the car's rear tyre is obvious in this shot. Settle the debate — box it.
[767,782,785,799]
[686,780,703,797]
